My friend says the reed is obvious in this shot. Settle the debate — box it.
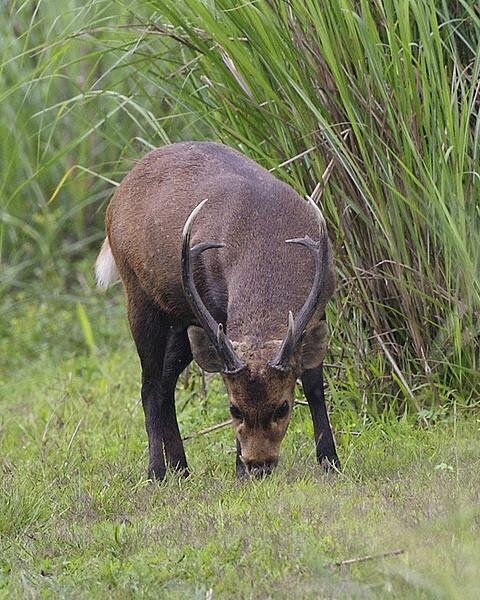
[1,0,478,405]
[154,0,480,404]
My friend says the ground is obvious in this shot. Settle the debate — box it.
[1,289,479,599]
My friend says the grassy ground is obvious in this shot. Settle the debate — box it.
[1,284,479,599]
[2,2,478,596]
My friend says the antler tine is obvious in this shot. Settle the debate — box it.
[181,199,245,374]
[270,199,329,370]
[216,322,244,371]
[285,235,320,249]
[307,196,327,235]
[191,241,225,257]
[181,199,219,341]
[272,310,295,369]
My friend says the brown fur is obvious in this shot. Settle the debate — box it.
[103,141,338,478]
[107,142,334,334]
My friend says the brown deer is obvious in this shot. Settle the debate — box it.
[96,141,339,479]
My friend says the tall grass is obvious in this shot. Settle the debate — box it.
[153,0,480,404]
[0,0,185,291]
[1,0,479,407]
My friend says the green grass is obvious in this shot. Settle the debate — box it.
[1,0,478,407]
[0,0,184,289]
[1,3,479,594]
[1,283,480,598]
[154,0,480,402]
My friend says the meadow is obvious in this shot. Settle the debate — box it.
[1,285,480,598]
[1,0,479,597]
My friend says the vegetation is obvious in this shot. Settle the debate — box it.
[1,0,479,407]
[152,0,480,405]
[1,292,480,598]
[1,1,479,596]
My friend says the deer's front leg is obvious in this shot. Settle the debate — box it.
[301,364,340,471]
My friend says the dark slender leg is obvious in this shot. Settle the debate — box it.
[160,329,192,475]
[301,364,340,471]
[235,438,247,479]
[127,289,169,480]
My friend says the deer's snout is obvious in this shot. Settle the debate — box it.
[243,458,278,478]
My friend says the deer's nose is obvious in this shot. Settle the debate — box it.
[244,459,278,478]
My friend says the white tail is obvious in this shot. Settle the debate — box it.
[95,238,119,289]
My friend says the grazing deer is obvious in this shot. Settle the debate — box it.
[96,141,339,479]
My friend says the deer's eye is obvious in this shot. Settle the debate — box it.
[229,404,244,421]
[273,401,290,421]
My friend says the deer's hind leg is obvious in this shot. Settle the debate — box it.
[159,328,192,475]
[127,287,171,480]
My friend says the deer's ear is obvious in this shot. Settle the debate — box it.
[300,321,328,370]
[187,326,224,373]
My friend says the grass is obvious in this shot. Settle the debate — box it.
[1,3,479,595]
[0,0,183,289]
[154,0,480,402]
[1,0,478,406]
[1,281,480,598]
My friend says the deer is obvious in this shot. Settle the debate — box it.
[95,141,339,479]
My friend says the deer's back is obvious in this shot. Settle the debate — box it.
[106,142,334,328]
